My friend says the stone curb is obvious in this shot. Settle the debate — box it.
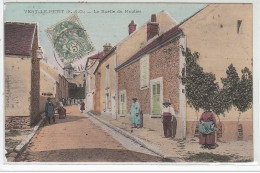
[87,112,183,162]
[10,113,46,161]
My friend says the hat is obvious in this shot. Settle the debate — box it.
[132,98,138,100]
[163,98,171,105]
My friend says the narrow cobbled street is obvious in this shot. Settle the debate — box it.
[16,106,163,162]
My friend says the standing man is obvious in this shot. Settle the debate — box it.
[45,97,55,124]
[161,99,176,138]
[130,98,141,128]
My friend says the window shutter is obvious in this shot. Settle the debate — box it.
[140,55,149,88]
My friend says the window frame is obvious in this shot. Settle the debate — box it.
[119,90,127,117]
[150,77,163,117]
[105,64,110,89]
[140,54,150,90]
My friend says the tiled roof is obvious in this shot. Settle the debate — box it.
[116,24,182,71]
[89,52,104,59]
[5,22,36,56]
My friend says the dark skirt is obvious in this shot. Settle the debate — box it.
[80,105,85,110]
[199,132,215,145]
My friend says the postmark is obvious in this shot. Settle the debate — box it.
[46,14,95,65]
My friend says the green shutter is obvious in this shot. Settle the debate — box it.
[152,82,161,115]
[141,56,148,88]
[121,93,126,115]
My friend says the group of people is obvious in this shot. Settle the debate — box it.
[129,98,217,149]
[46,96,217,148]
[44,97,86,125]
[44,97,68,124]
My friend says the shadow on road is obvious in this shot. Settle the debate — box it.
[42,113,87,126]
[17,148,171,162]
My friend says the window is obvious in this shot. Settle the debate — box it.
[150,77,163,117]
[237,20,242,34]
[120,90,126,116]
[152,82,161,114]
[105,65,110,88]
[140,54,149,89]
[105,93,111,110]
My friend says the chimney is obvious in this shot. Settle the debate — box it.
[128,20,137,35]
[103,43,112,55]
[147,14,159,41]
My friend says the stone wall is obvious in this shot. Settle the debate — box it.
[5,116,31,129]
[149,37,181,113]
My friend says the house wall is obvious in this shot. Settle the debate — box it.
[5,56,32,129]
[94,52,116,115]
[30,28,41,126]
[118,37,182,138]
[179,4,253,141]
[5,56,32,117]
[116,11,177,67]
[94,70,101,113]
[39,67,57,112]
[39,61,60,111]
[58,75,69,101]
[86,59,99,111]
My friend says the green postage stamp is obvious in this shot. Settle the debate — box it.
[46,14,95,65]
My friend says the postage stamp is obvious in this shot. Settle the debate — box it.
[46,14,95,65]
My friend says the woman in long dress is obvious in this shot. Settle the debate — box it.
[80,101,85,113]
[130,98,141,128]
[199,108,217,149]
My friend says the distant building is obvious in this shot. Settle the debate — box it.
[5,22,40,128]
[63,63,75,81]
[69,72,86,101]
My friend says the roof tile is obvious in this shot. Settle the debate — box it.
[5,22,36,56]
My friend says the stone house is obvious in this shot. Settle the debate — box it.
[115,25,186,138]
[85,52,104,112]
[5,22,41,128]
[179,3,253,142]
[93,11,178,119]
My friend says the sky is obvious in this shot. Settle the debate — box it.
[4,2,207,72]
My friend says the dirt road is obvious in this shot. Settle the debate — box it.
[16,106,164,162]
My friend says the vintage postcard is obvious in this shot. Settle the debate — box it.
[1,0,259,171]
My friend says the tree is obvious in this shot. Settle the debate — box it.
[233,67,253,120]
[181,48,253,118]
[181,48,219,113]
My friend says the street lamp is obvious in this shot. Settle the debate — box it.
[37,47,44,61]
